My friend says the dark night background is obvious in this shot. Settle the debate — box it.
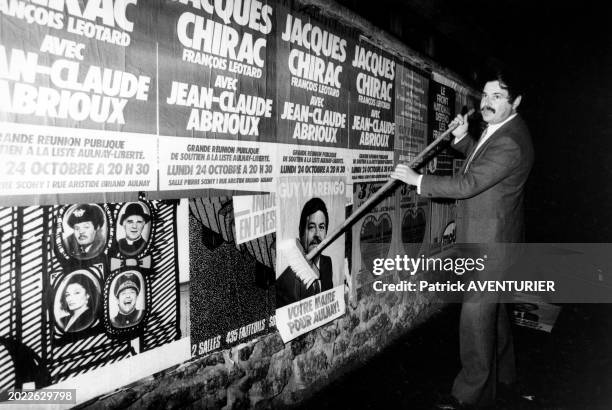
[338,0,612,242]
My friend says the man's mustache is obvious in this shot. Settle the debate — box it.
[481,106,495,114]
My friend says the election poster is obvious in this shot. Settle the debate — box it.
[0,0,158,200]
[427,79,456,176]
[275,175,346,342]
[276,4,350,149]
[394,62,429,167]
[351,181,396,298]
[347,37,396,183]
[157,0,277,194]
[189,196,275,356]
[0,197,188,396]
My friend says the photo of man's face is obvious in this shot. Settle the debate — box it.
[300,210,327,254]
[74,221,97,247]
[123,215,146,241]
[117,287,138,315]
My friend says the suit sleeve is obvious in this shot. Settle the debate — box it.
[420,136,522,200]
[450,134,476,157]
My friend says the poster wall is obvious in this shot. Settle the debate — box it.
[0,0,485,400]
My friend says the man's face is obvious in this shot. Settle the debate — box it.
[117,288,138,314]
[480,80,521,125]
[300,210,327,254]
[124,215,145,241]
[73,221,97,246]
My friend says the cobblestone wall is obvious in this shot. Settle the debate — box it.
[83,288,437,409]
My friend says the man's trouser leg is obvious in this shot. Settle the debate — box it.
[451,289,500,406]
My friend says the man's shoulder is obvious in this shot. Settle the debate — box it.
[497,115,531,140]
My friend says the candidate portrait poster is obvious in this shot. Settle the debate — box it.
[275,175,346,342]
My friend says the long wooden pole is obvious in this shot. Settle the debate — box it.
[305,109,474,261]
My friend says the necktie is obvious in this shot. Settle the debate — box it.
[312,280,321,293]
[463,127,488,173]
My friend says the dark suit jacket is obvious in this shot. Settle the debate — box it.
[118,237,146,256]
[421,115,534,244]
[276,254,333,308]
[112,309,144,328]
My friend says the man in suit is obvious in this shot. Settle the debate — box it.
[391,69,534,409]
[118,203,150,256]
[65,204,106,260]
[276,197,334,308]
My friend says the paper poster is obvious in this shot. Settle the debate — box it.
[428,199,457,255]
[0,122,157,195]
[394,62,429,166]
[157,0,277,193]
[397,184,429,260]
[189,196,275,356]
[0,0,158,198]
[427,79,456,175]
[275,175,347,342]
[348,38,396,183]
[0,197,187,392]
[277,143,348,179]
[276,5,350,149]
[233,194,276,245]
[350,181,396,298]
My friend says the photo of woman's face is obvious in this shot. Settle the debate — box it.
[64,283,89,311]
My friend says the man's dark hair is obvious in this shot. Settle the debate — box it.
[299,198,329,236]
[482,66,525,103]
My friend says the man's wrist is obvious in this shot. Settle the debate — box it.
[416,174,423,194]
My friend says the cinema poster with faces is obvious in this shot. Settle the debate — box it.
[0,198,189,396]
[274,175,347,343]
